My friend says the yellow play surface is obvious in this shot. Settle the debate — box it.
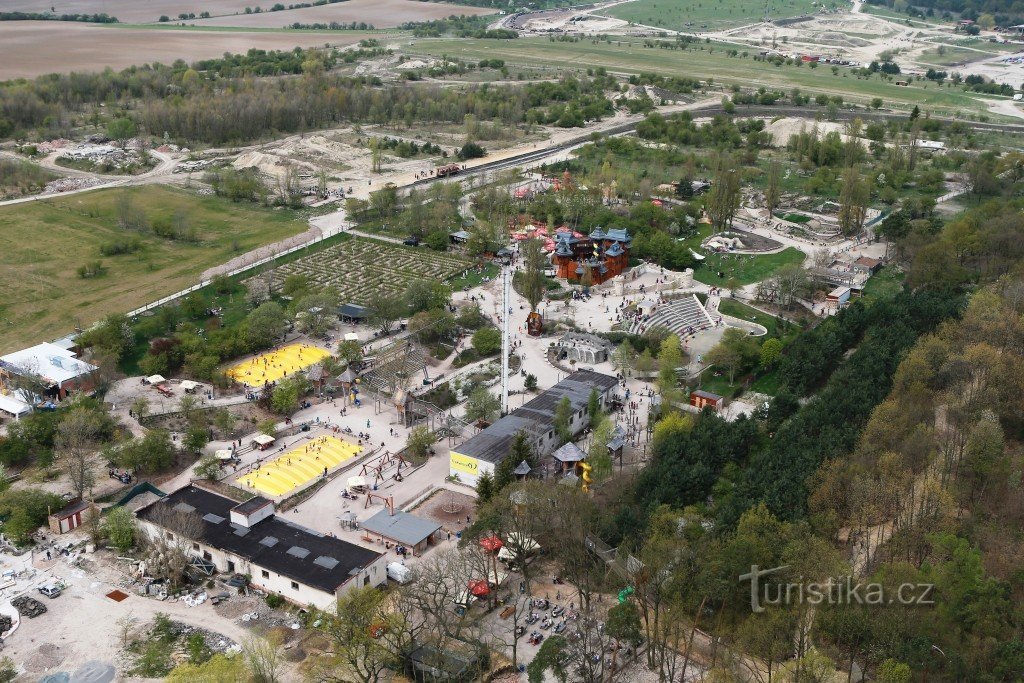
[226,343,330,387]
[238,436,362,497]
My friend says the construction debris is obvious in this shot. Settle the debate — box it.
[11,595,47,618]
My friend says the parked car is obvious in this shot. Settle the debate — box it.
[403,237,421,246]
[38,584,62,599]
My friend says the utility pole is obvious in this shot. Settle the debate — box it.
[501,264,510,415]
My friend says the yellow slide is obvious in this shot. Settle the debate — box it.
[579,461,593,493]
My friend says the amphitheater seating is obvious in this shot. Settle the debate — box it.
[630,294,714,337]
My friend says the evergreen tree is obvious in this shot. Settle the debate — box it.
[476,470,495,503]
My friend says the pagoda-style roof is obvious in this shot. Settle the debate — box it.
[605,228,631,243]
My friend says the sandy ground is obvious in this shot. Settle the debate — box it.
[185,0,493,29]
[0,22,371,79]
[0,535,262,680]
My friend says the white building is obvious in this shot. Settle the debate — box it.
[136,484,386,610]
[0,341,98,403]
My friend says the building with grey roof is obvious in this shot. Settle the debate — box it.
[449,370,618,485]
[360,510,442,555]
[136,484,386,610]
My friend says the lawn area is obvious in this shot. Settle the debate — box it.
[450,262,499,290]
[861,264,905,301]
[0,185,307,353]
[606,0,831,31]
[717,298,785,338]
[407,37,1001,117]
[691,370,741,397]
[694,247,806,286]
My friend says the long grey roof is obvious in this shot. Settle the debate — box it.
[454,371,618,464]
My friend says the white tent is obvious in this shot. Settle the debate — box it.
[215,449,234,460]
[0,393,32,419]
[498,533,541,562]
[344,332,359,342]
[146,375,166,385]
[347,476,367,491]
[252,434,275,448]
[180,380,200,391]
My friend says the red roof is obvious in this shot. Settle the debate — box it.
[479,535,504,552]
[468,579,491,597]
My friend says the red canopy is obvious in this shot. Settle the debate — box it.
[479,535,504,552]
[652,199,664,207]
[468,579,491,597]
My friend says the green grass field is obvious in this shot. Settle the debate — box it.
[606,0,828,31]
[0,186,307,353]
[717,297,783,337]
[861,264,904,301]
[694,247,805,285]
[409,37,1002,117]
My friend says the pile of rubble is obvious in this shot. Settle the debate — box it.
[35,139,71,154]
[11,595,46,618]
[175,622,238,654]
[42,177,103,194]
[174,159,214,174]
[0,613,13,635]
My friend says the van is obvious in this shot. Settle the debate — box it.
[386,562,412,584]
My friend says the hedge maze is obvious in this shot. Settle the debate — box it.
[258,237,473,303]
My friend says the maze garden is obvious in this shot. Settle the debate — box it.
[256,237,473,303]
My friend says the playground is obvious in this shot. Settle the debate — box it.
[225,343,330,387]
[237,435,362,497]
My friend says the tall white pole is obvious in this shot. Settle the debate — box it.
[501,264,510,415]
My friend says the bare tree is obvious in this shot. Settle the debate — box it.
[56,407,104,500]
[145,504,204,586]
[304,586,397,683]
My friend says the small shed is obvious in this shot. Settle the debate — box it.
[513,460,532,479]
[48,499,96,535]
[251,434,276,451]
[607,424,627,460]
[360,510,442,556]
[690,390,724,412]
[827,286,852,307]
[146,375,166,385]
[853,256,882,274]
[449,230,471,245]
[551,442,587,474]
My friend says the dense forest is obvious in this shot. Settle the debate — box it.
[582,179,1024,679]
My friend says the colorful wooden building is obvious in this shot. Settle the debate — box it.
[551,227,631,286]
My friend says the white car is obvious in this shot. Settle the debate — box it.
[38,584,62,599]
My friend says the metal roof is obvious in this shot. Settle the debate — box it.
[453,371,618,464]
[360,510,442,546]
